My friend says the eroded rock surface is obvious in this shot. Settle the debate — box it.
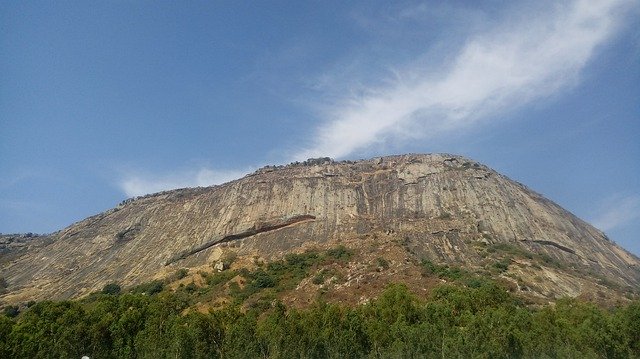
[1,153,639,304]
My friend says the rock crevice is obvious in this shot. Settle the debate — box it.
[1,153,638,304]
[165,214,316,265]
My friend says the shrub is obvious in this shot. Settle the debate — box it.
[421,259,465,279]
[325,245,353,262]
[185,282,197,293]
[132,280,164,295]
[101,283,121,295]
[204,270,236,287]
[251,270,276,289]
[175,268,189,280]
[312,269,328,285]
[3,305,19,318]
[221,251,238,267]
[493,259,510,273]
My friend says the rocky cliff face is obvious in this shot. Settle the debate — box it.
[1,154,639,305]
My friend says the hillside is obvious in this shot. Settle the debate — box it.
[1,153,639,307]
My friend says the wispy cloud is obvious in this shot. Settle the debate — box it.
[592,194,640,232]
[295,0,632,160]
[118,167,248,198]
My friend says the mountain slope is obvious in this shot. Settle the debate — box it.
[1,153,638,305]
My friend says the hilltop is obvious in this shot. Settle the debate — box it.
[1,154,638,307]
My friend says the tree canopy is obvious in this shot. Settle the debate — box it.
[1,280,639,358]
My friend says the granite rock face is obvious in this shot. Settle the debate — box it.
[1,154,639,304]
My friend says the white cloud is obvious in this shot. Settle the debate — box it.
[119,168,247,198]
[295,0,632,160]
[592,194,640,232]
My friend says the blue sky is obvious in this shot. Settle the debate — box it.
[1,1,639,254]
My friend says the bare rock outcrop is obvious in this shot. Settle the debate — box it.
[1,153,638,304]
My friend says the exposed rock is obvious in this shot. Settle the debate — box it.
[1,153,639,305]
[213,261,225,272]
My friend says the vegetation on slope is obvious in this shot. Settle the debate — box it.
[0,247,640,358]
[2,283,640,358]
[1,246,639,358]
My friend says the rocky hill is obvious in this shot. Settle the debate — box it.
[1,153,639,306]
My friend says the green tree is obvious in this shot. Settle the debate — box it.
[0,315,14,358]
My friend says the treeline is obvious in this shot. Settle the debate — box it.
[1,281,639,358]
